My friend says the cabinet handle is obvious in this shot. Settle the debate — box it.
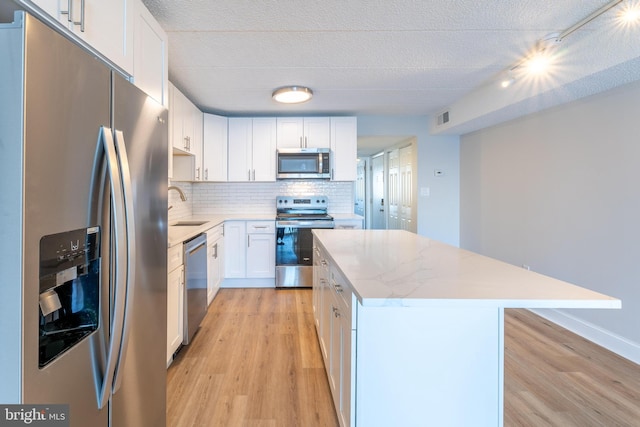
[60,0,72,22]
[247,235,250,248]
[204,168,208,180]
[304,136,308,148]
[196,167,200,180]
[252,169,255,181]
[299,136,303,147]
[213,243,218,259]
[248,169,251,181]
[71,0,85,32]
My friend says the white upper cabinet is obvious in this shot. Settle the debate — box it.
[132,0,167,105]
[203,114,228,181]
[22,0,134,74]
[228,118,276,182]
[331,117,358,181]
[169,82,203,181]
[277,117,330,149]
[251,118,277,181]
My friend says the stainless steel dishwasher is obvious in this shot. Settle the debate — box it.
[183,233,207,344]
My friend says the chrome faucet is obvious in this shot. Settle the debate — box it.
[168,186,187,201]
[168,186,187,210]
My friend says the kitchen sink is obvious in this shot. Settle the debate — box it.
[170,220,209,227]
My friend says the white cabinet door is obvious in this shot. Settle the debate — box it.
[246,233,275,278]
[331,117,357,181]
[203,114,228,181]
[191,106,203,181]
[251,118,276,182]
[223,221,247,278]
[133,0,167,105]
[228,118,275,182]
[276,117,304,148]
[276,117,330,148]
[167,264,184,365]
[80,0,133,74]
[334,218,363,230]
[304,117,331,148]
[170,83,187,151]
[227,118,252,182]
[206,234,223,305]
[21,0,134,74]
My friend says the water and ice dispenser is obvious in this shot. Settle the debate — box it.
[38,227,101,367]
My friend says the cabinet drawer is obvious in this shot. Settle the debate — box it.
[331,267,352,314]
[206,223,224,241]
[246,221,275,234]
[168,243,183,272]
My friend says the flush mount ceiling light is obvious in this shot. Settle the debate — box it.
[272,86,313,104]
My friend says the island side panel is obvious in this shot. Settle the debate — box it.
[356,304,504,427]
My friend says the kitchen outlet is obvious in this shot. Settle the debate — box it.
[420,187,430,197]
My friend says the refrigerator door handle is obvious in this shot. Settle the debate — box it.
[111,129,136,394]
[96,126,128,410]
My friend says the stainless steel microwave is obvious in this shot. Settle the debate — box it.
[277,148,331,179]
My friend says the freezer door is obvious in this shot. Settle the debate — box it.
[110,74,168,427]
[21,14,110,426]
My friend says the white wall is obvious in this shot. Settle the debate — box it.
[358,116,460,246]
[460,80,640,362]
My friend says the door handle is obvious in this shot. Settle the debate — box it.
[111,130,136,395]
[96,127,128,410]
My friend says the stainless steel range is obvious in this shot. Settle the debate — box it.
[275,195,334,288]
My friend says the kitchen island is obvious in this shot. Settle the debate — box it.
[311,229,620,427]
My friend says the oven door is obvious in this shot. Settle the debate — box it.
[275,221,333,287]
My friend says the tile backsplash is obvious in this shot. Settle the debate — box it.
[168,180,354,221]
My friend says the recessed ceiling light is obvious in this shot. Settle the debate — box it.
[272,86,313,104]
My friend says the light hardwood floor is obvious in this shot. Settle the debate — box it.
[167,288,640,427]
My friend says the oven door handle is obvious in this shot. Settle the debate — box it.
[276,221,335,229]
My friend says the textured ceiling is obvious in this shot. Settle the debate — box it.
[142,0,639,135]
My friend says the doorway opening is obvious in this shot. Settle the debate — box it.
[356,136,417,232]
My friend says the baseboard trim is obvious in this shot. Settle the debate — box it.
[529,308,640,365]
[222,278,275,288]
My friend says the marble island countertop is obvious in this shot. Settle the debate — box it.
[313,229,621,309]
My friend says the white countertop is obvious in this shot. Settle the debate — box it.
[313,229,621,309]
[167,214,274,247]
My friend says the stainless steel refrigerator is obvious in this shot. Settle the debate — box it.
[0,11,168,426]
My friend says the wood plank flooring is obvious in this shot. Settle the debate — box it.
[167,288,640,427]
[504,309,640,426]
[166,288,339,427]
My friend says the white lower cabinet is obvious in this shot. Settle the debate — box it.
[314,241,354,427]
[333,218,363,230]
[224,220,275,280]
[167,244,184,366]
[206,224,224,305]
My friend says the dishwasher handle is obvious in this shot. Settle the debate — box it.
[185,235,207,255]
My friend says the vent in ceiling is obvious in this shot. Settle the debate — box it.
[437,111,450,126]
